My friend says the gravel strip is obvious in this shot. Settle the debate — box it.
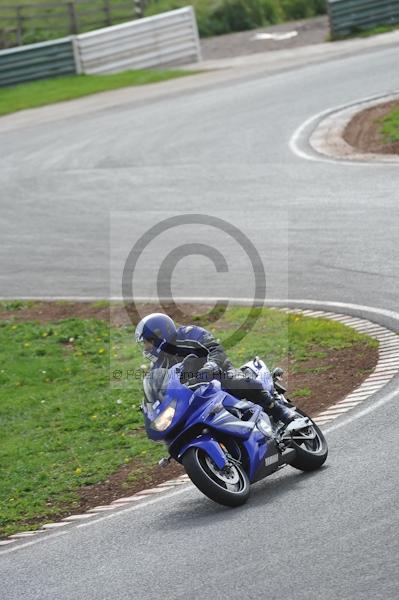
[200,16,329,60]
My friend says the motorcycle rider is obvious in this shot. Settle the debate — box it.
[135,312,297,425]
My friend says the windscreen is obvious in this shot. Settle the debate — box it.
[143,368,171,405]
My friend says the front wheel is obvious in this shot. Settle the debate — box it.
[289,410,328,472]
[182,447,250,507]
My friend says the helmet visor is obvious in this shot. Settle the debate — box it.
[140,340,159,363]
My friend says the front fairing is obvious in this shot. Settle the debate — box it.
[241,357,274,394]
[144,391,191,441]
[143,366,193,441]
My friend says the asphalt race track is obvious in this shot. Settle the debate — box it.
[1,36,399,599]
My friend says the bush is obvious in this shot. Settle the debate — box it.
[145,0,327,37]
[209,0,283,35]
[280,0,326,20]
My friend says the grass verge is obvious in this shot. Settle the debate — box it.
[0,70,196,117]
[379,103,399,143]
[0,303,377,538]
[331,22,399,41]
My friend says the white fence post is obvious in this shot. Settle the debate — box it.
[76,7,202,75]
[71,36,82,74]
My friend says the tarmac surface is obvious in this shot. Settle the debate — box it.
[1,28,399,600]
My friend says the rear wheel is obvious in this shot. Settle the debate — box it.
[182,447,250,507]
[289,410,328,471]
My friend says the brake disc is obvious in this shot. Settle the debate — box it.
[205,456,240,484]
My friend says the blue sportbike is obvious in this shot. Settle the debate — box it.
[142,355,328,507]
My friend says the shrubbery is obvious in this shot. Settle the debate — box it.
[145,0,327,37]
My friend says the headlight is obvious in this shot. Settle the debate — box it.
[152,405,176,431]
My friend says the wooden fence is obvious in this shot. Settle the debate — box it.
[0,0,147,49]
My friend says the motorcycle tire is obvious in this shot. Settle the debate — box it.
[182,447,250,507]
[289,409,328,472]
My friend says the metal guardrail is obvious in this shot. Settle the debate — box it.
[76,7,201,74]
[328,0,399,37]
[0,7,201,87]
[0,37,76,87]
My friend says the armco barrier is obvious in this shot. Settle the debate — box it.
[0,37,77,87]
[0,7,201,88]
[328,0,399,37]
[76,7,201,74]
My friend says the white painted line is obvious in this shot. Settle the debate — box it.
[335,392,373,401]
[317,407,353,417]
[375,358,399,365]
[339,318,367,326]
[0,531,69,555]
[76,487,193,529]
[356,379,388,387]
[377,365,399,371]
[328,315,361,322]
[376,350,399,370]
[134,488,168,495]
[367,370,398,377]
[356,381,386,388]
[349,388,383,398]
[155,485,175,490]
[62,514,96,521]
[353,324,388,331]
[368,369,399,377]
[325,385,399,435]
[351,382,387,392]
[87,507,118,512]
[356,384,390,392]
[163,479,188,485]
[365,374,396,381]
[373,360,399,368]
[375,343,399,351]
[111,496,142,504]
[0,540,15,546]
[41,522,70,529]
[252,31,298,41]
[376,359,399,366]
[334,400,362,407]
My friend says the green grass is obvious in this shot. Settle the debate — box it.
[379,105,399,143]
[291,386,312,399]
[331,22,399,41]
[0,70,195,117]
[0,306,376,537]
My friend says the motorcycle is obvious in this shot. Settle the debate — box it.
[141,355,328,507]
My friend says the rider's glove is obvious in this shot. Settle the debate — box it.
[196,361,220,383]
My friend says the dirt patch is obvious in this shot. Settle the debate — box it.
[0,301,221,327]
[201,16,328,60]
[343,100,399,155]
[76,457,185,510]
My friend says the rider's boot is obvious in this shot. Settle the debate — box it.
[268,401,297,425]
[261,391,297,425]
